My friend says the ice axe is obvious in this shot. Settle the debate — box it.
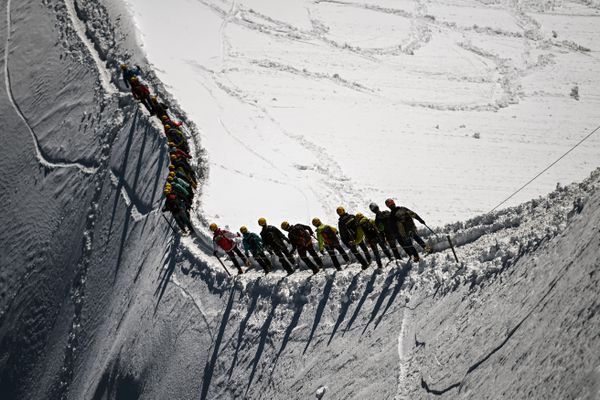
[214,253,232,277]
[423,223,459,263]
[162,213,178,234]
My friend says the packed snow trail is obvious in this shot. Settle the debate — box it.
[64,0,116,96]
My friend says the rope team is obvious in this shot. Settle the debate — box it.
[120,64,198,234]
[209,200,432,276]
[120,64,434,277]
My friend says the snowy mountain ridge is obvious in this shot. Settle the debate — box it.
[0,0,599,399]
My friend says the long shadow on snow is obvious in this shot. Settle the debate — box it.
[328,273,361,345]
[121,121,155,214]
[374,262,412,330]
[303,276,335,354]
[267,289,308,383]
[343,271,378,335]
[201,287,236,400]
[245,297,280,396]
[107,110,138,242]
[361,266,404,335]
[114,205,133,282]
[227,292,259,379]
[141,138,167,234]
[153,235,180,314]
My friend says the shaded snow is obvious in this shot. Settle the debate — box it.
[0,1,599,400]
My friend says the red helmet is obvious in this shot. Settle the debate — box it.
[385,198,396,208]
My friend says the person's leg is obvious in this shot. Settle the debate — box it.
[349,245,368,267]
[387,237,402,259]
[255,253,271,273]
[379,240,393,260]
[398,235,419,260]
[326,247,342,270]
[234,247,248,263]
[298,247,317,272]
[273,248,294,274]
[227,250,242,272]
[336,244,350,262]
[282,245,295,264]
[411,231,426,248]
[307,245,323,268]
[369,241,383,267]
[171,213,187,232]
[359,241,372,263]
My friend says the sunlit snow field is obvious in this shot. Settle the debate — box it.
[123,0,600,228]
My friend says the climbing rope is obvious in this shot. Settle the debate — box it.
[488,123,600,214]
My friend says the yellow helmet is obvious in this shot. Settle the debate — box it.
[168,164,175,171]
[240,226,248,234]
[355,212,364,220]
[209,223,218,232]
[312,217,321,227]
[258,217,267,226]
[130,76,138,82]
[164,124,171,130]
[120,63,128,70]
[281,221,290,231]
[336,206,345,216]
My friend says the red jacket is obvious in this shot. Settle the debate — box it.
[172,149,191,159]
[213,228,237,252]
[132,83,150,98]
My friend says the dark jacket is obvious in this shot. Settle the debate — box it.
[166,128,187,148]
[287,224,314,248]
[260,225,289,250]
[389,206,424,237]
[338,213,359,245]
[151,99,169,117]
[162,195,185,213]
[374,210,396,240]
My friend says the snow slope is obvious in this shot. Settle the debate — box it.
[0,1,599,400]
[124,0,600,228]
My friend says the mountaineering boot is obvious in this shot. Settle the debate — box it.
[413,255,420,262]
[237,267,244,275]
[424,244,433,254]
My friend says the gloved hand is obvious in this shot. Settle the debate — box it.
[349,240,355,246]
[213,250,218,256]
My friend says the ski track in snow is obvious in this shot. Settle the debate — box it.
[4,0,98,175]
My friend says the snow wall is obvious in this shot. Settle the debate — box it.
[0,1,599,399]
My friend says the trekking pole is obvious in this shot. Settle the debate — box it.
[446,235,459,263]
[424,223,459,263]
[214,253,232,277]
[162,213,178,234]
